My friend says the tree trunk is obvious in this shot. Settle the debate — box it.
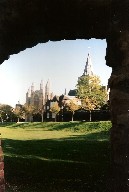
[71,112,74,121]
[0,117,3,123]
[89,110,91,122]
[29,114,33,122]
[41,112,44,122]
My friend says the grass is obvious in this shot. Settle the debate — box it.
[0,121,111,192]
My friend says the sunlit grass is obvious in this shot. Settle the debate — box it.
[0,121,111,141]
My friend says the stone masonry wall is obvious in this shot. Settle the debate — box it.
[0,1,129,192]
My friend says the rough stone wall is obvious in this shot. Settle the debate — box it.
[0,0,111,64]
[0,139,4,192]
[107,31,129,191]
[106,1,129,191]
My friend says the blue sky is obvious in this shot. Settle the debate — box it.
[0,39,111,107]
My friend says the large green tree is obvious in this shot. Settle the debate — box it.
[0,104,13,122]
[76,75,108,121]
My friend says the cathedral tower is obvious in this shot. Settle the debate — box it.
[45,79,50,102]
[31,83,34,94]
[30,83,35,106]
[39,80,44,106]
[40,80,43,91]
[26,88,31,105]
[83,53,93,76]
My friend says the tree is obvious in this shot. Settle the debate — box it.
[0,104,13,122]
[23,104,35,122]
[66,101,80,121]
[13,107,25,122]
[39,107,45,122]
[76,75,107,121]
[50,102,60,122]
[82,97,97,121]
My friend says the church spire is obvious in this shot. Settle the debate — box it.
[40,80,43,90]
[64,88,67,95]
[31,83,34,94]
[83,53,93,76]
[45,79,50,102]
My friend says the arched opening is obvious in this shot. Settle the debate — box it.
[0,39,111,106]
[0,39,112,191]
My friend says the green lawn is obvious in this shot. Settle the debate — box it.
[0,121,111,192]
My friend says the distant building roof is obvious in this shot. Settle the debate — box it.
[68,89,77,96]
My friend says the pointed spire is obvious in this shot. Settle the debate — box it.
[40,80,43,90]
[31,83,34,94]
[45,79,50,101]
[47,79,50,88]
[64,88,67,95]
[26,88,31,97]
[83,53,93,76]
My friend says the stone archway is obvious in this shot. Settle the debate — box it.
[0,1,129,191]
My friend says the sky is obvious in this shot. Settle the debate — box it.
[0,39,112,108]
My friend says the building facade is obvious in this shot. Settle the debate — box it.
[25,80,54,121]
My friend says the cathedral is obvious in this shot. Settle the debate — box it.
[25,79,53,111]
[24,52,108,122]
[25,53,94,111]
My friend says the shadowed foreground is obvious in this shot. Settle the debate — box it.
[1,122,111,192]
